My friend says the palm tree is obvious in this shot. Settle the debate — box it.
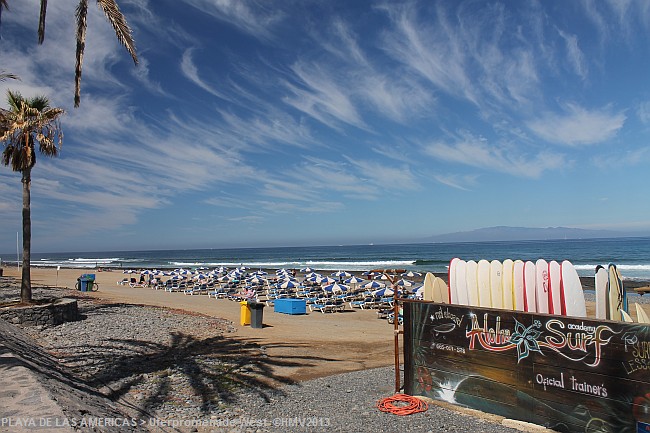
[37,0,138,107]
[0,90,64,303]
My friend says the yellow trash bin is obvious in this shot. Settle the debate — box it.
[240,301,251,326]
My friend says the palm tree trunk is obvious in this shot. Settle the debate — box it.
[21,167,32,303]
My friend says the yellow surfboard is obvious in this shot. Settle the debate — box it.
[423,272,434,301]
[433,276,449,303]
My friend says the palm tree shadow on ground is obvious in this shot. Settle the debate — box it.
[56,303,337,417]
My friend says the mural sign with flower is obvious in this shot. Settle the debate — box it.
[403,301,650,433]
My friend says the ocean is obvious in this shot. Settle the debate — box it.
[2,237,650,281]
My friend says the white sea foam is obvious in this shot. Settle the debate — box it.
[170,260,414,271]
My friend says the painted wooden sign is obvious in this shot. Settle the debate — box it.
[402,300,650,433]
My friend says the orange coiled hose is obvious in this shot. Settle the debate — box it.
[377,393,428,416]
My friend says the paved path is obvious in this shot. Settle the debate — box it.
[0,320,150,433]
[0,344,74,432]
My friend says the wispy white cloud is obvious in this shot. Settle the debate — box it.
[180,48,230,101]
[527,103,625,146]
[130,56,167,96]
[432,173,478,191]
[179,0,284,40]
[423,131,564,178]
[637,101,650,124]
[283,62,366,131]
[557,29,588,80]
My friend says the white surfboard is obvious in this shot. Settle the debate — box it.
[477,259,491,307]
[524,261,537,313]
[448,258,460,304]
[513,260,525,311]
[501,259,514,310]
[466,260,480,307]
[548,261,562,315]
[455,260,469,305]
[608,264,627,321]
[423,272,434,301]
[594,265,608,320]
[561,260,587,318]
[490,260,503,309]
[621,310,634,323]
[433,277,449,303]
[635,303,650,324]
[535,259,550,314]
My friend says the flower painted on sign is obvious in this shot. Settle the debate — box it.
[416,366,434,393]
[509,319,543,362]
[633,392,650,423]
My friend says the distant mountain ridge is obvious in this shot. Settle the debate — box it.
[427,226,624,243]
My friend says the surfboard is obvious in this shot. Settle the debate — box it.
[449,258,460,304]
[594,265,608,320]
[535,259,550,314]
[513,260,525,311]
[423,272,435,302]
[455,260,469,305]
[621,310,634,323]
[560,260,587,318]
[433,276,449,303]
[501,259,514,310]
[635,303,650,324]
[523,261,537,313]
[477,259,491,307]
[608,263,627,321]
[490,260,503,309]
[466,260,480,307]
[548,261,562,315]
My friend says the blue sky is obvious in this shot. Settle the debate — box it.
[1,0,650,253]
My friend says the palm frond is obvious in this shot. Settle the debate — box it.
[0,0,8,37]
[74,0,88,107]
[96,0,138,64]
[38,0,47,44]
[0,71,19,82]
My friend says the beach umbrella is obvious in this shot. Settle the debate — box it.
[123,269,136,274]
[331,270,351,278]
[278,280,300,289]
[318,276,336,284]
[323,282,349,293]
[140,270,153,275]
[402,271,422,278]
[373,287,394,297]
[361,280,384,290]
[247,275,266,285]
[396,279,414,287]
[344,276,365,284]
[300,267,314,273]
[193,273,208,280]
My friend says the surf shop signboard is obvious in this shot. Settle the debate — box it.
[402,300,650,433]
